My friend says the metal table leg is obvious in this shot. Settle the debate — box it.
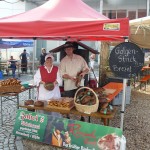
[1,96,3,126]
[17,95,19,109]
[29,88,31,99]
[88,116,91,123]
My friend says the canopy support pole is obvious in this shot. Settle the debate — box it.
[99,0,103,13]
[32,39,36,77]
[147,0,150,16]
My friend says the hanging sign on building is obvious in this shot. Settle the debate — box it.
[109,42,144,78]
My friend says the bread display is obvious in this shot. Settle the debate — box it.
[99,103,114,115]
[24,99,34,105]
[81,96,91,105]
[0,78,22,93]
[47,97,74,110]
[74,86,99,114]
[100,102,109,109]
[0,78,21,86]
[24,99,35,112]
[34,101,44,107]
[99,97,109,103]
[75,89,96,106]
[93,88,111,103]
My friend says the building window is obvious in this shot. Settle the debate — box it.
[103,10,107,17]
[138,9,146,18]
[128,11,136,20]
[109,10,116,19]
[117,10,126,18]
[103,9,146,20]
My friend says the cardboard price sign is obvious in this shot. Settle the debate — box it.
[109,42,144,78]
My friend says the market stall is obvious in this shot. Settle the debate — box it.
[0,0,129,149]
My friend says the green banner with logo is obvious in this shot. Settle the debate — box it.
[13,110,47,142]
[13,110,122,150]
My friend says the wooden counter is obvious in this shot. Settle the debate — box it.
[19,105,117,126]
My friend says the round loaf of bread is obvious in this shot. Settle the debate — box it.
[24,100,34,105]
[34,101,44,107]
[44,82,54,91]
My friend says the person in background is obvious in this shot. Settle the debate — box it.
[59,42,89,121]
[19,49,30,73]
[90,53,96,69]
[89,53,97,88]
[6,56,17,78]
[40,48,47,66]
[34,53,62,117]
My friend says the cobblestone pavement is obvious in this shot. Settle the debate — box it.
[0,74,34,150]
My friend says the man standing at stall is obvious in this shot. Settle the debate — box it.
[59,42,89,120]
[6,56,17,78]
[19,49,30,73]
[39,48,47,66]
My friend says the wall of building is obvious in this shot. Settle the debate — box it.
[0,0,25,18]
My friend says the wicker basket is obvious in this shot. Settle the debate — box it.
[0,85,22,93]
[74,86,99,114]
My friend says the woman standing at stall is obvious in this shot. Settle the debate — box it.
[34,53,62,116]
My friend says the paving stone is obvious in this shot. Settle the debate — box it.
[0,138,5,142]
[9,148,15,150]
[4,145,9,150]
[15,140,24,150]
[9,138,15,141]
[10,135,15,138]
[10,147,15,150]
[9,144,15,147]
[0,133,4,137]
[9,146,15,150]
[9,141,14,144]
[4,139,9,143]
[2,135,7,139]
[0,129,4,132]
[4,143,9,146]
[15,137,22,141]
[4,148,9,150]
